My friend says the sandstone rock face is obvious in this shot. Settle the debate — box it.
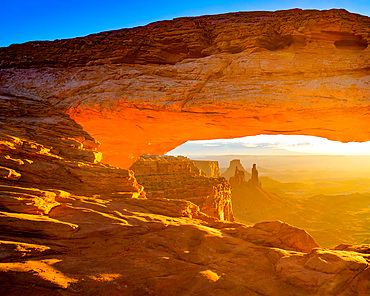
[222,220,319,253]
[1,9,369,168]
[130,154,233,221]
[0,96,368,296]
[0,89,143,197]
[1,188,369,296]
[193,160,221,178]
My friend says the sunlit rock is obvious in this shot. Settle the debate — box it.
[130,154,234,221]
[193,160,221,178]
[0,90,144,197]
[1,9,369,168]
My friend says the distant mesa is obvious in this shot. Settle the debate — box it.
[225,160,262,188]
[222,159,250,180]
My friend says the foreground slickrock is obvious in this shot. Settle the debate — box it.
[1,186,369,296]
[0,91,368,295]
[130,154,233,221]
[1,9,369,168]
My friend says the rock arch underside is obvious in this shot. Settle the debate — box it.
[1,9,370,296]
[1,9,369,168]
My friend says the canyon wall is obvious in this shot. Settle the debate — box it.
[0,9,369,168]
[130,155,233,221]
[193,160,221,178]
[0,88,144,197]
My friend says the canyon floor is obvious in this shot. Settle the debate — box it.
[211,156,370,247]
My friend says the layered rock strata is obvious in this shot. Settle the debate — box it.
[0,89,143,197]
[0,92,368,296]
[0,9,369,168]
[193,160,221,178]
[1,184,369,296]
[130,154,234,221]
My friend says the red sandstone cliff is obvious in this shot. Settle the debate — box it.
[130,154,234,221]
[193,160,221,178]
[0,89,143,197]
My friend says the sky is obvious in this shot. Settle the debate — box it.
[1,0,370,47]
[167,135,370,156]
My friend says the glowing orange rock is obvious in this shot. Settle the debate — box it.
[0,91,143,197]
[0,9,369,168]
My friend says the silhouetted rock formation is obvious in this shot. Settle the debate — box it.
[229,167,245,187]
[248,163,262,188]
[228,162,292,226]
[228,162,261,188]
[130,155,234,221]
[222,159,250,180]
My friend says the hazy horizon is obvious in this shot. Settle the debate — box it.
[167,135,370,159]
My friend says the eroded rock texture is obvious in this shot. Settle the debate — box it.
[193,160,221,178]
[1,182,370,296]
[0,89,143,197]
[130,155,233,221]
[0,9,369,167]
[1,92,368,295]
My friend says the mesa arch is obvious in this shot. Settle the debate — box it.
[0,9,369,168]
